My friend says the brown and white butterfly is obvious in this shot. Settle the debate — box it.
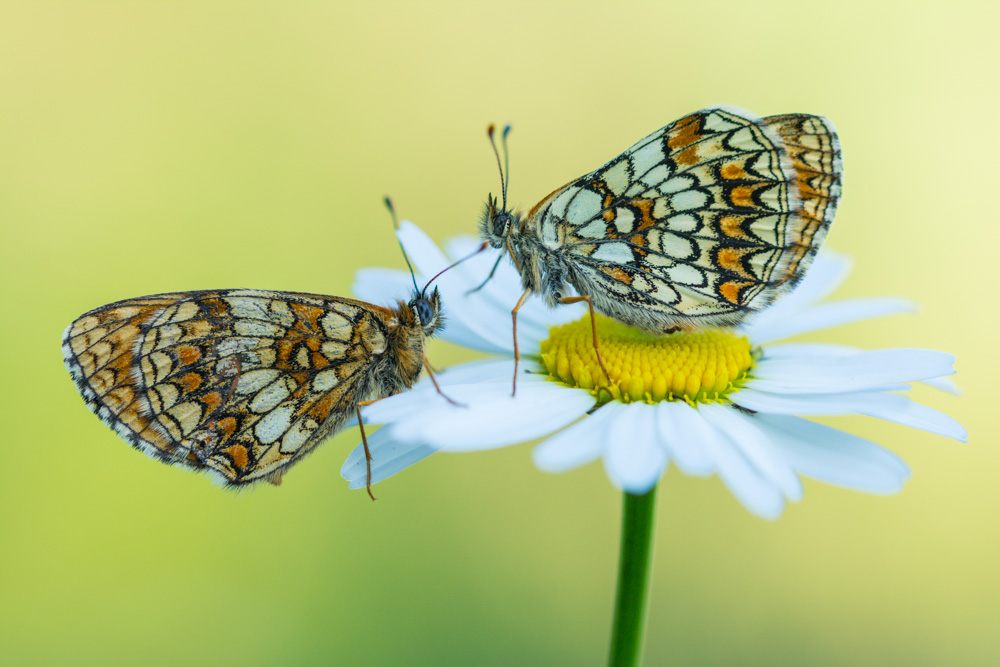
[479,106,842,385]
[62,286,445,497]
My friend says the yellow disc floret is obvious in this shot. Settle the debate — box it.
[539,314,754,405]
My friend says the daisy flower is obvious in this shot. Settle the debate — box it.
[344,221,966,520]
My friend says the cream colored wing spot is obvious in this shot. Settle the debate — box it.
[613,210,635,235]
[233,319,285,337]
[670,190,708,211]
[666,264,707,285]
[255,403,296,445]
[629,140,666,175]
[566,189,603,224]
[216,337,272,356]
[69,315,102,338]
[166,401,203,436]
[311,368,340,393]
[140,351,174,385]
[281,417,319,454]
[665,213,698,233]
[236,368,282,395]
[548,187,576,219]
[266,299,296,327]
[640,164,671,187]
[170,301,199,323]
[591,242,635,264]
[321,340,349,360]
[224,296,278,322]
[250,377,296,414]
[148,382,180,414]
[661,175,695,194]
[153,324,183,351]
[602,160,630,196]
[319,311,353,340]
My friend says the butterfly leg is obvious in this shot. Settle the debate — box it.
[465,252,504,295]
[510,288,532,396]
[422,353,465,408]
[557,295,611,384]
[355,404,377,501]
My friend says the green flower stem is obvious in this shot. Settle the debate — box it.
[608,484,658,667]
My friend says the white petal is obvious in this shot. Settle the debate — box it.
[360,359,542,424]
[655,402,715,476]
[856,395,968,442]
[352,267,414,305]
[692,409,786,519]
[744,297,916,344]
[533,405,616,472]
[760,342,860,359]
[438,324,516,356]
[754,415,910,494]
[732,388,884,415]
[396,220,451,277]
[360,382,441,425]
[922,375,962,395]
[699,404,802,501]
[739,251,852,337]
[602,403,668,494]
[341,426,438,489]
[731,389,968,442]
[749,348,956,394]
[430,358,543,386]
[388,381,594,451]
[778,250,853,307]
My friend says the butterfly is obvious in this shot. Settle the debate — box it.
[63,254,448,499]
[479,106,842,386]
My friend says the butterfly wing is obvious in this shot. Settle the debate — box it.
[63,289,397,485]
[528,106,841,331]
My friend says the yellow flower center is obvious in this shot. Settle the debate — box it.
[539,315,754,405]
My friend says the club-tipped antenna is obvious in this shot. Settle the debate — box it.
[501,125,511,206]
[421,241,490,294]
[487,124,512,210]
[384,196,420,294]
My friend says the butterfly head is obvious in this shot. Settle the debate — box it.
[409,286,444,337]
[480,193,520,249]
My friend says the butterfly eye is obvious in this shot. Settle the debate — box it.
[414,298,435,325]
[491,210,511,238]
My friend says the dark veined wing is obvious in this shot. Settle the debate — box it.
[62,289,396,485]
[528,106,841,329]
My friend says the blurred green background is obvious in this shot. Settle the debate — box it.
[1,2,995,665]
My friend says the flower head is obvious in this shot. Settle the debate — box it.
[344,223,966,519]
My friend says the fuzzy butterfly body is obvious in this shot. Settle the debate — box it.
[63,288,443,487]
[482,105,842,333]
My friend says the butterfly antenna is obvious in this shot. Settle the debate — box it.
[501,124,512,208]
[487,124,507,211]
[421,241,489,294]
[384,196,420,294]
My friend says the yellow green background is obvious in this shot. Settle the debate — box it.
[1,2,995,664]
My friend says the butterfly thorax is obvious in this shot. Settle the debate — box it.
[481,196,573,304]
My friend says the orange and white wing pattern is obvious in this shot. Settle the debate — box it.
[528,106,841,331]
[63,289,398,486]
